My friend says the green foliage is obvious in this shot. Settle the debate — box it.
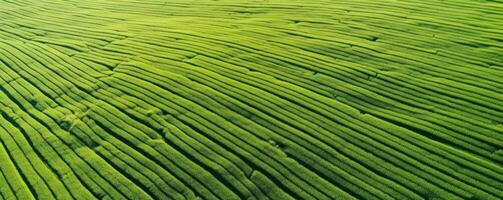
[0,0,502,199]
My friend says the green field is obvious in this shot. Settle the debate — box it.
[0,0,502,199]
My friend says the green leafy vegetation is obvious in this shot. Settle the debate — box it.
[0,0,502,199]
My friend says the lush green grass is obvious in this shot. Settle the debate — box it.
[0,0,502,199]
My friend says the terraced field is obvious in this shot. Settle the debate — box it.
[0,0,502,199]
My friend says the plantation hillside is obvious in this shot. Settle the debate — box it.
[0,0,502,199]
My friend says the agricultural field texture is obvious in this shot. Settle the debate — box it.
[0,0,502,199]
